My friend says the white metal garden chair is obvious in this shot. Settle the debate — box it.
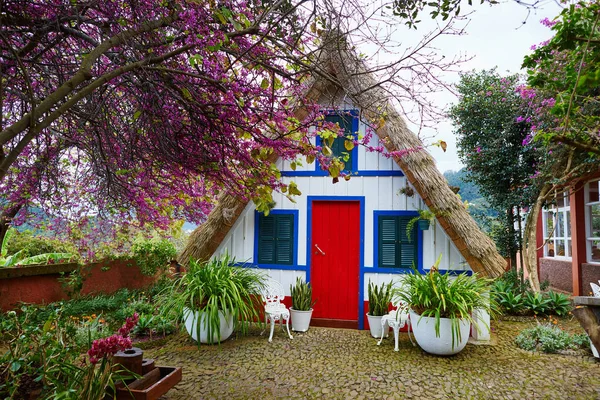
[591,282,600,297]
[377,300,414,351]
[260,279,293,342]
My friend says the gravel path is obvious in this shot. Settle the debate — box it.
[145,318,600,399]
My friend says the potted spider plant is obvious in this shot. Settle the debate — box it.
[393,255,497,355]
[366,280,393,338]
[162,254,266,345]
[290,277,316,332]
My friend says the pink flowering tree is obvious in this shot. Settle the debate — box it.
[515,2,600,289]
[1,0,471,255]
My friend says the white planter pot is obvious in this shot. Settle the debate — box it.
[366,313,389,338]
[183,307,234,344]
[409,309,471,356]
[290,308,313,332]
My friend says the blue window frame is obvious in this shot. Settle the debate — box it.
[373,211,423,272]
[254,210,298,266]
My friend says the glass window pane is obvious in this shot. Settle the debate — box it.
[545,241,555,257]
[557,193,566,208]
[591,240,600,262]
[556,240,565,257]
[567,240,572,258]
[590,180,600,204]
[557,212,564,239]
[590,204,600,237]
[566,210,571,237]
[544,211,555,238]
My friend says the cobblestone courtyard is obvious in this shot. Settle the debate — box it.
[146,318,600,399]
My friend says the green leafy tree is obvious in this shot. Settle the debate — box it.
[448,70,540,268]
[515,3,600,291]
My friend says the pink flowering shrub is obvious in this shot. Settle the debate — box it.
[87,313,139,365]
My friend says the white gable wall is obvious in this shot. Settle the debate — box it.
[213,111,470,302]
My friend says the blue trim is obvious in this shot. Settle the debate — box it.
[373,210,424,273]
[361,266,472,276]
[252,264,309,271]
[280,170,404,177]
[306,195,366,329]
[253,209,299,267]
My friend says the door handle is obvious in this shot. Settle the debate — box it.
[314,244,325,256]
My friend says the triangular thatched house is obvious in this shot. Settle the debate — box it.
[180,36,506,330]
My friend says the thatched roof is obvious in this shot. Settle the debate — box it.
[180,35,506,277]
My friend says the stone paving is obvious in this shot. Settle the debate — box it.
[146,317,600,399]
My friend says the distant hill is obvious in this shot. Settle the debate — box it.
[443,169,480,203]
[444,168,497,231]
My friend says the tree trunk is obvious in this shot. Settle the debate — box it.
[522,185,552,292]
[517,207,525,288]
[0,205,21,246]
[507,207,517,270]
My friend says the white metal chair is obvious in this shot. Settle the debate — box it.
[591,282,600,297]
[377,300,414,351]
[260,280,293,342]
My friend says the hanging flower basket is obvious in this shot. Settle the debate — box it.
[417,219,430,230]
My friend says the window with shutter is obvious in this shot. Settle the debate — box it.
[257,213,295,265]
[377,215,417,269]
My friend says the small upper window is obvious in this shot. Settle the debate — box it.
[318,114,355,173]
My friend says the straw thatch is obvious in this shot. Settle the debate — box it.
[180,34,506,277]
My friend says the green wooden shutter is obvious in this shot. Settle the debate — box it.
[258,214,294,265]
[258,215,276,264]
[379,217,398,267]
[378,216,418,268]
[275,214,294,265]
[398,218,417,268]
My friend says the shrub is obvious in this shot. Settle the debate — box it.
[515,323,589,353]
[546,291,572,316]
[132,239,177,276]
[6,229,79,260]
[523,292,552,315]
[61,289,132,317]
[496,290,524,315]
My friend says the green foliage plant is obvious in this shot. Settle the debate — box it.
[162,254,266,345]
[546,291,572,317]
[523,292,552,316]
[515,323,589,353]
[132,238,177,276]
[290,277,316,311]
[393,254,497,349]
[495,290,524,315]
[0,228,77,267]
[367,280,392,316]
[0,306,80,398]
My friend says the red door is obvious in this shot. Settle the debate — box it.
[310,201,360,328]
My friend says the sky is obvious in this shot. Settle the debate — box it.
[388,0,565,173]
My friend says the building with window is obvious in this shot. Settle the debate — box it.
[180,44,505,329]
[538,176,600,295]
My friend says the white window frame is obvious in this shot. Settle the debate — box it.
[542,191,572,260]
[585,179,600,264]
